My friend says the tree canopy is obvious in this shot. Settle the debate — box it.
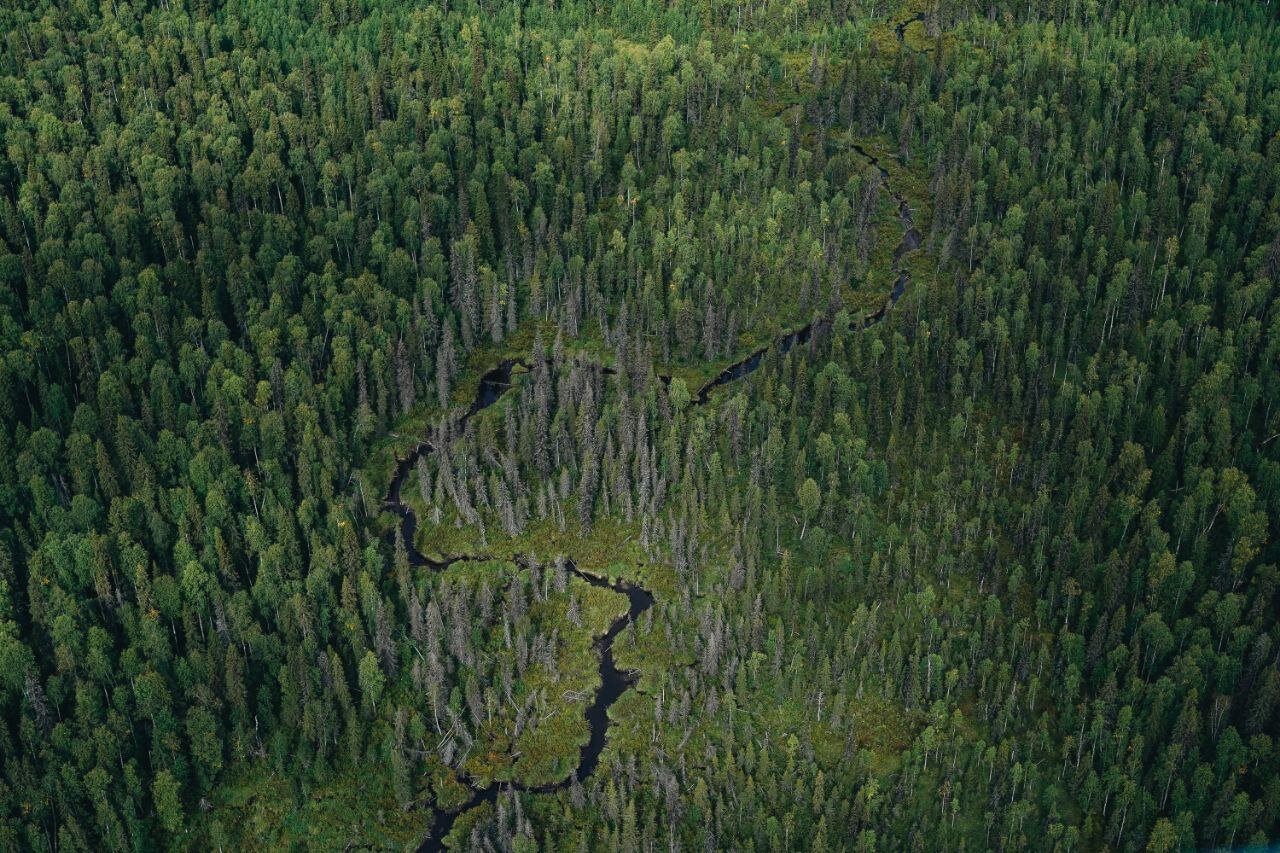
[0,0,1278,849]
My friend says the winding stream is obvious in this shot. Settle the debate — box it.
[694,142,922,404]
[416,559,653,851]
[381,362,658,851]
[384,358,526,571]
[387,19,925,846]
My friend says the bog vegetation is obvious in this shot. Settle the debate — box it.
[0,0,1278,849]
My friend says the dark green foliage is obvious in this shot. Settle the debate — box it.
[1,0,1278,850]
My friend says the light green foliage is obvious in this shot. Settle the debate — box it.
[357,651,385,714]
[153,770,184,835]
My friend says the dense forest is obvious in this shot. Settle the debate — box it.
[1,0,1278,849]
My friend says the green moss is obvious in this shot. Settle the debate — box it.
[455,568,627,788]
[199,767,429,851]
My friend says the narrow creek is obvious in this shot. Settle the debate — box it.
[381,362,659,851]
[415,558,654,852]
[383,358,526,572]
[387,25,925,843]
[694,141,922,403]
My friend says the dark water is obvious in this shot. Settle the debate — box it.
[466,360,526,417]
[694,140,921,402]
[415,561,653,852]
[381,367,657,850]
[694,322,817,403]
[383,359,525,568]
[895,11,928,43]
[566,566,654,782]
[396,31,925,841]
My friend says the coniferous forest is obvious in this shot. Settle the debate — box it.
[2,0,1279,849]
